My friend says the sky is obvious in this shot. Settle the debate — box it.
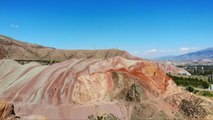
[0,0,213,58]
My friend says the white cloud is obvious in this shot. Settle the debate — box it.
[140,49,159,58]
[10,24,19,28]
[145,49,173,54]
[138,48,177,59]
[167,49,173,52]
[139,48,196,58]
[179,47,196,53]
[133,51,139,54]
[146,49,157,53]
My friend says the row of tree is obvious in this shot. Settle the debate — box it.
[167,74,210,89]
[178,65,213,76]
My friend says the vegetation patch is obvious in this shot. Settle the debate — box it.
[186,85,195,93]
[88,113,120,120]
[131,103,168,120]
[200,91,213,97]
[126,83,141,102]
[168,74,210,89]
[111,72,146,101]
[179,98,207,119]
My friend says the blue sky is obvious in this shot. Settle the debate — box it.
[0,0,213,58]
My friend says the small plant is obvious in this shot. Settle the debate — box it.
[186,86,194,92]
[88,113,120,120]
[126,83,140,102]
[193,89,199,94]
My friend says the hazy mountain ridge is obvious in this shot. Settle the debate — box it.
[155,55,176,61]
[156,48,213,62]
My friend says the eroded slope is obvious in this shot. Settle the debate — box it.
[0,57,210,119]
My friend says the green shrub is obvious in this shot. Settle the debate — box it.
[202,81,210,89]
[186,86,194,92]
[201,91,213,97]
[193,90,199,94]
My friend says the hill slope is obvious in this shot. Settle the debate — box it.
[0,35,138,61]
[0,57,211,119]
[0,34,190,75]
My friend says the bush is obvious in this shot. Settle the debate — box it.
[186,86,194,92]
[202,81,210,89]
[88,113,120,120]
[179,99,207,119]
[201,91,213,97]
[193,90,199,94]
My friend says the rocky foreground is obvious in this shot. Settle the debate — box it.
[0,57,212,120]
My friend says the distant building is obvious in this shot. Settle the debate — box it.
[211,84,213,90]
[201,59,212,63]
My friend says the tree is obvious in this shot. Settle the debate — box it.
[208,76,211,83]
[202,81,210,89]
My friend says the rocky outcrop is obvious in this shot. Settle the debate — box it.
[0,50,5,59]
[158,62,191,75]
[0,101,19,120]
[0,56,181,119]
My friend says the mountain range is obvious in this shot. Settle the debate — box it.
[156,48,213,63]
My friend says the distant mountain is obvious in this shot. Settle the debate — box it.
[156,48,213,62]
[154,55,176,61]
[176,47,213,61]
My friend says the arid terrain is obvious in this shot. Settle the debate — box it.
[0,35,213,120]
[0,35,138,61]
